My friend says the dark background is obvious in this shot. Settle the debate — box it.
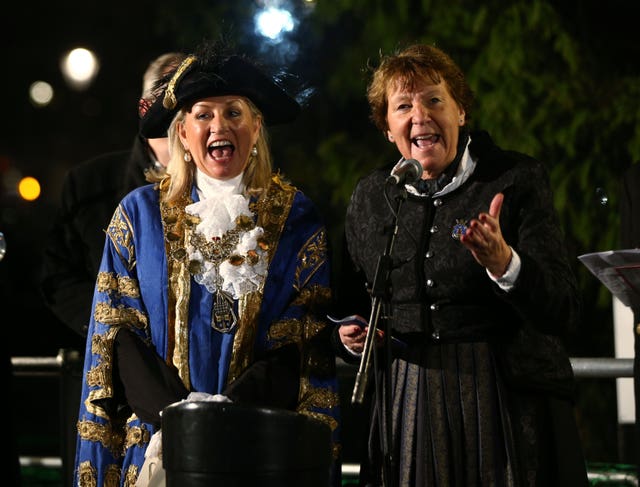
[2,0,639,477]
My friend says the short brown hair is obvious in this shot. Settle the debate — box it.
[366,44,475,133]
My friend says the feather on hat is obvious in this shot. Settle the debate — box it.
[140,40,301,138]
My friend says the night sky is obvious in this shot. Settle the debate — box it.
[2,2,186,356]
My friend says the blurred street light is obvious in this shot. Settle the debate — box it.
[254,3,295,41]
[18,177,41,202]
[29,81,54,107]
[60,47,100,91]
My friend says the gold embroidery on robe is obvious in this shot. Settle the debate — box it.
[77,419,124,458]
[228,176,295,380]
[124,424,151,449]
[268,318,304,347]
[104,464,121,487]
[85,327,120,415]
[96,272,140,298]
[94,302,148,330]
[159,177,193,387]
[294,228,328,291]
[291,284,332,309]
[77,460,97,487]
[123,464,138,487]
[300,409,339,432]
[298,377,340,412]
[228,291,262,382]
[106,205,136,271]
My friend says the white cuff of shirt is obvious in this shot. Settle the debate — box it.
[487,247,521,291]
[343,343,362,357]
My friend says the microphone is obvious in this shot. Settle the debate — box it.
[386,159,423,186]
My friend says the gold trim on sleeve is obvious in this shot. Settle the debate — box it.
[94,302,149,330]
[77,460,97,487]
[294,228,328,291]
[106,205,136,271]
[77,419,125,458]
[96,272,141,298]
[123,464,138,487]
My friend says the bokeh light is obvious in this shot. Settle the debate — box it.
[18,176,41,201]
[255,6,295,40]
[29,81,54,107]
[60,47,100,91]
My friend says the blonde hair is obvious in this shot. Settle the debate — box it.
[158,97,273,202]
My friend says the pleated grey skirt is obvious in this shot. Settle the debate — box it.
[358,342,589,487]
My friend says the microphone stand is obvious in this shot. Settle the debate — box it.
[351,184,408,487]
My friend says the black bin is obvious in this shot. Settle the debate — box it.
[162,401,332,487]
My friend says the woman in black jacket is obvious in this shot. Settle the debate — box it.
[335,43,589,487]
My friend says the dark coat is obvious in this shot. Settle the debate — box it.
[40,135,154,338]
[344,130,581,398]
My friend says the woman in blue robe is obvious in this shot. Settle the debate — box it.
[73,40,341,487]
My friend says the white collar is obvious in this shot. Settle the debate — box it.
[437,137,476,196]
[195,169,245,200]
[404,136,477,197]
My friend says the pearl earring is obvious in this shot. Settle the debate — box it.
[251,146,258,157]
[184,151,192,162]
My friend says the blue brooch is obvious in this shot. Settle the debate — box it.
[451,219,468,240]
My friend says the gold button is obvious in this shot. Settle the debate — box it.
[636,322,640,335]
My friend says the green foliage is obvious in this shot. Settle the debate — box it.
[309,0,640,270]
[292,1,639,461]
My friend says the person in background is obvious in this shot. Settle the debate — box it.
[73,39,341,486]
[335,43,589,486]
[620,162,640,478]
[40,51,186,341]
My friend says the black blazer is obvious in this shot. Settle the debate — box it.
[342,130,580,398]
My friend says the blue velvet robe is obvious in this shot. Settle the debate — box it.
[73,174,341,486]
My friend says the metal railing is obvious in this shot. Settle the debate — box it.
[570,357,634,378]
[13,352,633,380]
[11,350,637,486]
[12,348,83,486]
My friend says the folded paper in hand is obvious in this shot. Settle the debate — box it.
[327,315,369,327]
[578,248,640,309]
[327,314,407,348]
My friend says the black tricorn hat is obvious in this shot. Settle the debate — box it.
[140,43,301,138]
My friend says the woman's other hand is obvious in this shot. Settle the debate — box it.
[459,192,512,278]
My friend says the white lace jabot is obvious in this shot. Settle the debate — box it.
[185,170,267,299]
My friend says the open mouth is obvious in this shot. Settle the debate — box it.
[208,140,235,159]
[412,134,440,148]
